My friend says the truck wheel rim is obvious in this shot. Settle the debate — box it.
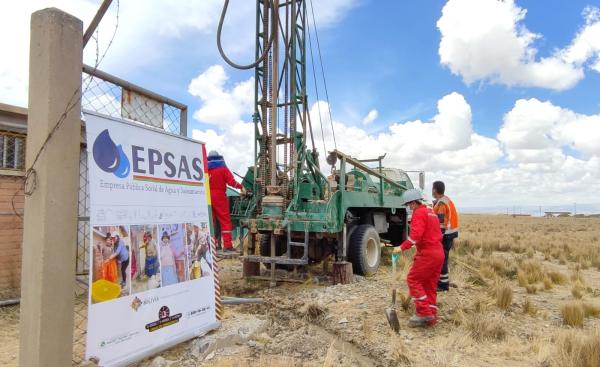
[366,237,379,268]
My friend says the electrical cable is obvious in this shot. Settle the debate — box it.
[306,16,327,157]
[309,0,337,150]
[217,0,277,70]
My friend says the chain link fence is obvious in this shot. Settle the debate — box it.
[73,65,187,365]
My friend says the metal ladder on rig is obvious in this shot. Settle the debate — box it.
[242,221,310,286]
[285,221,309,263]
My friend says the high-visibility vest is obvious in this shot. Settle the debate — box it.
[433,196,459,234]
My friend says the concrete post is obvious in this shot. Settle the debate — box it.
[19,8,82,367]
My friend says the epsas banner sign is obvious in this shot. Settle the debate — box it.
[84,111,219,367]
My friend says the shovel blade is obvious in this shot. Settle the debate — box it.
[385,307,400,333]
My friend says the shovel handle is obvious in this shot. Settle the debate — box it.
[391,289,396,304]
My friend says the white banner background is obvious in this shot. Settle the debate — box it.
[84,112,218,367]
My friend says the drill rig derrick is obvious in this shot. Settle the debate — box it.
[218,0,414,284]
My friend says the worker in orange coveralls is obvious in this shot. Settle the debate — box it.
[432,180,459,292]
[393,189,444,327]
[207,151,244,253]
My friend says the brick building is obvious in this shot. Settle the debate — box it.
[0,103,26,292]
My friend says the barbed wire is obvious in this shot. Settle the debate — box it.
[11,0,120,218]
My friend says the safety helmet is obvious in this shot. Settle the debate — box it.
[111,231,120,238]
[401,189,424,205]
[208,150,220,158]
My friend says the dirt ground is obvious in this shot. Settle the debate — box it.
[1,215,600,366]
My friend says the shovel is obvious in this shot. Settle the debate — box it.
[385,253,401,333]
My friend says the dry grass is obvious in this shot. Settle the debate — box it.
[322,342,337,367]
[526,285,538,294]
[361,318,372,339]
[472,294,493,313]
[480,256,517,279]
[398,292,413,313]
[479,264,498,280]
[494,283,513,310]
[389,334,411,364]
[571,269,587,286]
[448,308,466,326]
[517,270,528,287]
[583,303,600,318]
[211,355,301,367]
[543,277,554,290]
[548,270,568,285]
[519,260,546,284]
[526,247,535,258]
[572,282,585,300]
[465,313,507,341]
[553,329,600,367]
[522,298,538,316]
[561,301,586,328]
[303,303,327,323]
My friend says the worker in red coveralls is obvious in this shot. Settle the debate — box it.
[207,151,244,253]
[393,189,444,327]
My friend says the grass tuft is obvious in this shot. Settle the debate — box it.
[548,271,568,285]
[465,313,507,341]
[582,303,600,318]
[303,303,327,323]
[571,269,586,286]
[553,329,600,367]
[522,298,537,316]
[396,292,413,313]
[572,282,585,300]
[519,260,545,284]
[494,283,513,310]
[561,301,585,328]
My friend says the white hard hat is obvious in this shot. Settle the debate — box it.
[111,231,120,238]
[401,189,424,205]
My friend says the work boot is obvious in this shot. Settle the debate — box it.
[408,314,436,328]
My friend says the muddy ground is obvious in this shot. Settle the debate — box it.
[1,215,599,366]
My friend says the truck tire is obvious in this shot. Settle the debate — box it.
[259,234,289,270]
[348,224,381,276]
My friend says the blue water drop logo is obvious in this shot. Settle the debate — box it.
[114,145,130,178]
[92,129,130,178]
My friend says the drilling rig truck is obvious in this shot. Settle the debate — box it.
[217,0,422,284]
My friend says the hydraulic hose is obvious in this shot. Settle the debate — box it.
[217,0,277,70]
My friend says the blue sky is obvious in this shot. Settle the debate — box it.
[2,0,600,209]
[130,0,600,139]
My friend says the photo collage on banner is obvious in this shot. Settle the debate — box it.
[91,222,213,303]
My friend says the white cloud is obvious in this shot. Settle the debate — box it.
[310,92,499,175]
[188,65,254,127]
[561,6,600,73]
[189,66,500,186]
[0,0,357,107]
[189,65,599,208]
[499,98,600,163]
[192,121,255,175]
[309,0,358,28]
[440,155,600,208]
[362,109,378,125]
[437,0,600,90]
